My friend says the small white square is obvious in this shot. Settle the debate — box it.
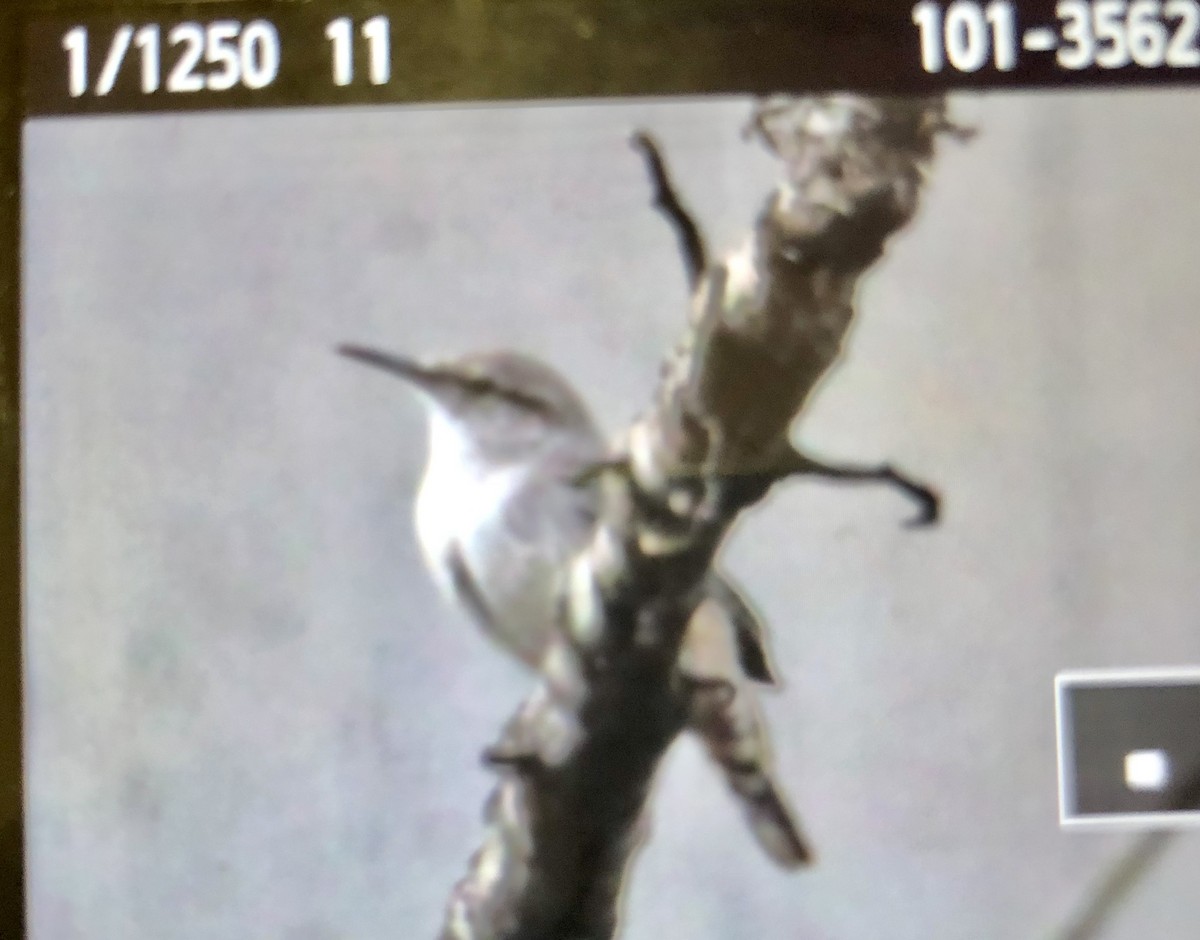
[1125,749,1171,792]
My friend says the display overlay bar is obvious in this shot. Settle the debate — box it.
[24,0,1200,117]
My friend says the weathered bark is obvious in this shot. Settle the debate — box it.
[438,94,959,940]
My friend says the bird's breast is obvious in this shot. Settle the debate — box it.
[413,457,523,597]
[412,411,602,666]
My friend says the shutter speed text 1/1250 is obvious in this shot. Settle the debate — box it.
[59,17,391,99]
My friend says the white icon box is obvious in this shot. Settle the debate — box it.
[1124,749,1170,792]
[1056,667,1200,829]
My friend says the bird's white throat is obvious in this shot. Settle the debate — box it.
[413,407,526,601]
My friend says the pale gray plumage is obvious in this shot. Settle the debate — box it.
[340,343,811,867]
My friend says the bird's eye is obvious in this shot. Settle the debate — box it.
[464,378,495,400]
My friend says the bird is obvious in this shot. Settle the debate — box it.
[340,342,813,867]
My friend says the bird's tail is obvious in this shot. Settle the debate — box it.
[685,677,812,867]
[679,605,812,868]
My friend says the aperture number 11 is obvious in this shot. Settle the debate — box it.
[325,16,391,87]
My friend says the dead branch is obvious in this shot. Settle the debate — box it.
[438,94,957,940]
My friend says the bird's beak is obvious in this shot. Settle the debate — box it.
[337,344,449,391]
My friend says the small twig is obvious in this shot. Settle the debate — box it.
[770,449,940,527]
[630,130,708,291]
[1051,831,1173,940]
[574,449,939,527]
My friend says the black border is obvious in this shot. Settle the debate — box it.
[10,1,1200,937]
[1,6,25,935]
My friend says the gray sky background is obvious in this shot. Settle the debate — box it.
[21,90,1200,939]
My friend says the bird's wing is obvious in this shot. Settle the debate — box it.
[498,462,598,548]
[454,450,599,668]
[445,541,502,638]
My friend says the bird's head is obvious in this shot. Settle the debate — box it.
[338,344,600,462]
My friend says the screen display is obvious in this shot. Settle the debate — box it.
[9,2,1200,938]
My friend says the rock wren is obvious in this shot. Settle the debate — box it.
[340,343,812,866]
